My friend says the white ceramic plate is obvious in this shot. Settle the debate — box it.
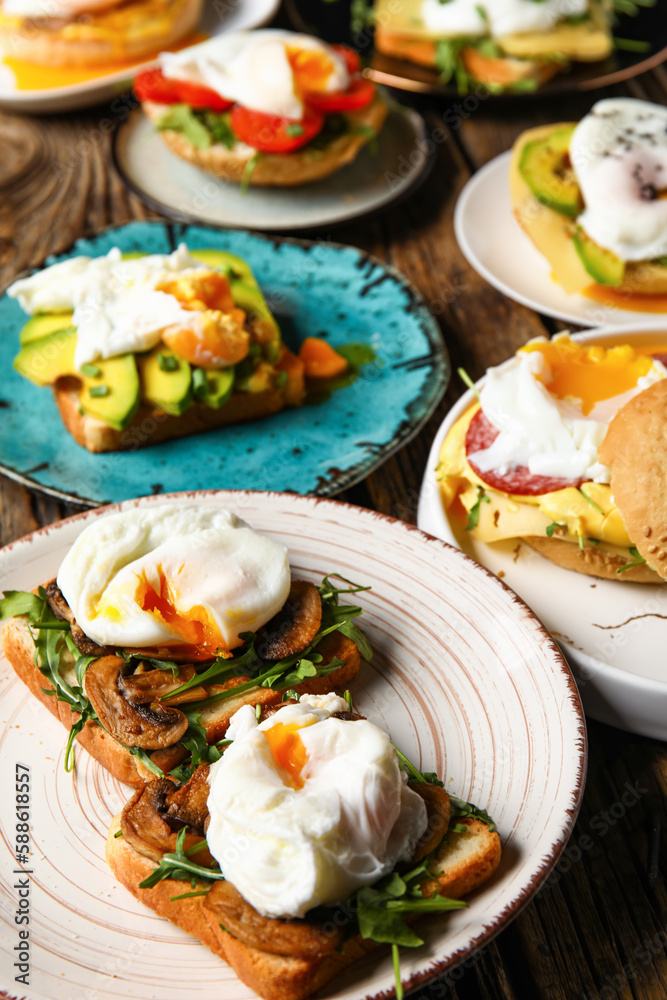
[0,0,280,113]
[454,150,667,328]
[418,324,667,742]
[0,491,585,1000]
[112,104,432,231]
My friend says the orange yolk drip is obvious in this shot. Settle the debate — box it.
[583,285,667,314]
[157,271,248,369]
[519,339,656,416]
[263,723,308,789]
[286,45,335,95]
[135,566,224,659]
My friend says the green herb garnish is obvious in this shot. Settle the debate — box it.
[617,546,647,574]
[80,363,101,377]
[466,486,490,531]
[158,353,179,372]
[89,384,109,398]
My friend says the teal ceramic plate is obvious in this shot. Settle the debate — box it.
[0,221,449,506]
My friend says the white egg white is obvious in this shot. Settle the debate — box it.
[570,98,667,262]
[56,504,291,651]
[159,30,349,120]
[7,244,208,368]
[421,0,588,38]
[206,695,428,919]
[469,341,666,482]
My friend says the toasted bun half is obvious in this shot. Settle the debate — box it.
[1,614,361,787]
[0,0,202,66]
[141,95,389,187]
[598,379,667,580]
[523,536,662,584]
[106,808,500,1000]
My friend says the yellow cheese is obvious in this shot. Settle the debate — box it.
[438,404,632,547]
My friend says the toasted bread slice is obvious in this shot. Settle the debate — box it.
[1,614,361,786]
[142,95,388,187]
[523,535,661,584]
[106,807,500,1000]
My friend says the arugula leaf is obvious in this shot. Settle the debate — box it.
[127,746,166,779]
[139,828,225,890]
[466,486,490,531]
[449,794,497,832]
[199,111,236,149]
[546,521,565,538]
[0,590,51,619]
[241,152,262,195]
[156,104,211,150]
[617,546,647,575]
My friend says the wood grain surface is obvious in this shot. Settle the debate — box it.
[0,23,666,1000]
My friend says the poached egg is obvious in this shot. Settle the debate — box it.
[421,0,588,38]
[206,693,428,919]
[57,504,291,656]
[159,30,350,120]
[569,98,667,262]
[469,336,667,483]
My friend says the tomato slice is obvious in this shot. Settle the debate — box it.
[465,409,582,496]
[331,44,362,76]
[229,104,324,153]
[304,76,375,114]
[134,69,232,113]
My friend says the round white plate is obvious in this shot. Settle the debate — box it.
[0,491,585,1000]
[418,324,667,742]
[454,150,667,328]
[0,0,280,113]
[113,104,432,231]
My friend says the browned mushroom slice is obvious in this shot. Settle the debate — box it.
[118,665,208,706]
[203,880,344,957]
[45,579,114,657]
[84,656,189,750]
[255,580,322,660]
[120,774,215,866]
[409,783,451,862]
[164,762,211,831]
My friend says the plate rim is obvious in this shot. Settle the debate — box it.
[417,323,667,703]
[454,150,667,327]
[0,219,450,507]
[111,103,434,234]
[0,487,588,998]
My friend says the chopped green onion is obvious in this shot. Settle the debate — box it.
[89,384,109,397]
[158,353,179,372]
[80,363,101,377]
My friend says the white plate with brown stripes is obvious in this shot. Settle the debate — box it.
[0,490,585,1000]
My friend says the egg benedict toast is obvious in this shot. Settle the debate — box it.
[106,694,501,1000]
[0,504,365,786]
[134,30,388,187]
[372,0,612,92]
[511,99,667,309]
[0,0,201,66]
[437,334,667,583]
[9,244,307,452]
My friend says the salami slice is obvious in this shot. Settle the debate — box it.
[651,353,667,368]
[465,409,582,497]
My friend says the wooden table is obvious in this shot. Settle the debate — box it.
[1,33,667,1000]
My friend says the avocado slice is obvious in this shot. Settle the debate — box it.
[230,280,281,363]
[20,312,74,346]
[572,229,625,287]
[79,354,140,430]
[14,327,77,385]
[194,367,235,409]
[189,249,257,286]
[137,346,193,416]
[519,126,582,218]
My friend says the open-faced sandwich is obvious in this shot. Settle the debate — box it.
[134,29,388,187]
[0,0,201,66]
[437,333,667,582]
[107,691,501,1000]
[372,0,612,93]
[511,98,667,310]
[9,244,325,452]
[0,504,365,785]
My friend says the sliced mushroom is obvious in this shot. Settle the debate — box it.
[163,762,211,831]
[84,655,189,749]
[118,665,209,706]
[255,580,322,660]
[409,783,451,863]
[120,769,215,867]
[45,579,114,657]
[203,880,344,957]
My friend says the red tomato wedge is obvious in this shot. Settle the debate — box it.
[465,409,582,497]
[304,76,375,114]
[230,104,324,153]
[332,44,362,75]
[134,69,232,113]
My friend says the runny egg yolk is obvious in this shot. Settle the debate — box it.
[263,722,308,789]
[134,565,225,658]
[519,340,655,416]
[157,271,249,369]
[286,45,336,94]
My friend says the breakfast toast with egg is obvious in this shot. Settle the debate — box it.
[105,719,501,1000]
